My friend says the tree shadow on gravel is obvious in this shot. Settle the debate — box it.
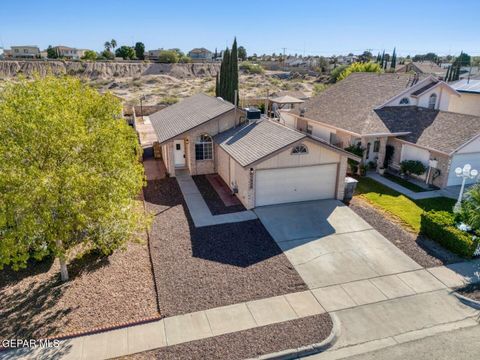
[143,179,183,208]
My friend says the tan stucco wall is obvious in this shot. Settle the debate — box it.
[448,93,480,117]
[255,138,341,170]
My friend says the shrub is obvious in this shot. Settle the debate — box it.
[239,62,264,74]
[400,160,426,176]
[158,50,179,63]
[313,83,327,95]
[420,211,479,258]
[458,184,480,231]
[337,62,382,81]
[345,144,364,174]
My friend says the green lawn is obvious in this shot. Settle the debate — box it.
[383,173,430,193]
[355,177,456,233]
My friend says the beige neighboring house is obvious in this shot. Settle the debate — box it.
[9,45,40,58]
[396,61,447,79]
[149,93,359,209]
[281,73,480,189]
[51,46,88,60]
[145,49,163,60]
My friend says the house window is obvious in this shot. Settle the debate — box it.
[291,144,308,155]
[428,93,437,109]
[195,134,213,160]
[306,124,313,135]
[399,97,410,105]
[373,140,380,152]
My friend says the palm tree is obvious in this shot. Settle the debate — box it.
[104,41,111,51]
[110,39,117,53]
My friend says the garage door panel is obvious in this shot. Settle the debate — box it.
[255,164,337,207]
[447,153,480,186]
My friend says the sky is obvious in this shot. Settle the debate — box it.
[1,0,479,57]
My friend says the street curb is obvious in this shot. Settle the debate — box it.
[453,291,480,310]
[251,313,341,360]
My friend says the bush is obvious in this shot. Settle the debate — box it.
[345,144,364,173]
[337,62,382,82]
[313,83,327,95]
[400,160,426,176]
[158,50,179,63]
[420,211,479,258]
[239,62,264,74]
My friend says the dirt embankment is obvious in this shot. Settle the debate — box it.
[0,60,220,80]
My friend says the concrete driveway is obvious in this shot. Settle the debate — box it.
[255,200,422,289]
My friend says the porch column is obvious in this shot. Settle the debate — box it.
[376,137,388,171]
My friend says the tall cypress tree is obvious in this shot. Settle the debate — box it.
[222,47,231,100]
[380,50,385,68]
[230,37,239,105]
[390,47,397,69]
[215,73,219,97]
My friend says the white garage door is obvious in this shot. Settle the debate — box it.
[255,164,337,207]
[447,153,480,186]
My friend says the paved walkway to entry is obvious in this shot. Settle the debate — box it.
[176,170,257,227]
[366,173,459,200]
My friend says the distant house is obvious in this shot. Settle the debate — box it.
[51,46,88,60]
[396,61,447,79]
[281,73,480,189]
[188,48,213,62]
[145,49,163,61]
[9,45,41,59]
[0,48,4,59]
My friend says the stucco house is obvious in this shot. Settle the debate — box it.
[149,93,359,208]
[280,73,480,188]
[9,45,40,59]
[188,48,213,61]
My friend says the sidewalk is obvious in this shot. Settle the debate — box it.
[4,258,479,360]
[366,173,459,200]
[176,170,257,227]
[1,291,326,360]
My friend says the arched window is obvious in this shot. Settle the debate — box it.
[399,97,410,105]
[291,144,308,155]
[195,134,213,160]
[428,93,437,109]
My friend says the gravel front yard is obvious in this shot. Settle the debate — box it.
[350,197,463,267]
[124,313,333,360]
[192,175,246,215]
[144,177,307,317]
[0,241,159,341]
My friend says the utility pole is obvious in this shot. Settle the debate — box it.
[281,47,287,69]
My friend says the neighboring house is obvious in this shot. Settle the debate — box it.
[188,48,213,61]
[450,79,480,116]
[281,73,480,188]
[9,45,40,59]
[149,93,358,208]
[0,48,4,59]
[51,46,88,60]
[145,49,163,60]
[270,90,309,100]
[396,61,447,79]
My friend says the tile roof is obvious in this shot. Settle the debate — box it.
[375,106,480,153]
[214,119,306,167]
[150,94,235,143]
[293,73,415,134]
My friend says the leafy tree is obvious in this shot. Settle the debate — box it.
[158,50,179,63]
[134,42,145,60]
[0,76,145,281]
[238,46,247,61]
[459,184,480,231]
[170,48,184,57]
[101,50,115,60]
[358,51,372,63]
[115,46,136,60]
[104,41,112,51]
[178,55,192,63]
[81,50,97,61]
[412,52,438,63]
[337,62,382,81]
[329,64,348,83]
[47,45,58,59]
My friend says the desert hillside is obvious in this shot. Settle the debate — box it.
[0,60,318,105]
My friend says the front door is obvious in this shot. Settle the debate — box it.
[174,140,186,167]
